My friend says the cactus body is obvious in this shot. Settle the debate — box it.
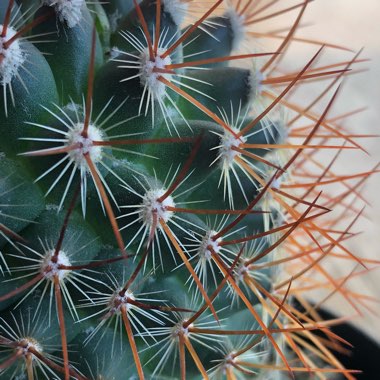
[0,1,375,379]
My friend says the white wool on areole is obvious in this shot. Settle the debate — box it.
[162,0,189,26]
[139,47,173,101]
[218,128,247,169]
[66,123,104,171]
[198,230,222,261]
[108,288,136,315]
[0,25,26,85]
[45,0,85,28]
[40,249,71,281]
[225,5,247,51]
[20,337,44,359]
[140,187,175,226]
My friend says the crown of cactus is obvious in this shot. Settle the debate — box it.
[0,0,376,379]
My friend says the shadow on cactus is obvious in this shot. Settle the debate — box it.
[0,0,378,379]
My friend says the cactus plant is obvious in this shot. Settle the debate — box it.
[0,0,376,379]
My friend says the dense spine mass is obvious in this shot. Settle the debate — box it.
[0,1,376,379]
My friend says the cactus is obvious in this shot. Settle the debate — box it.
[0,0,376,379]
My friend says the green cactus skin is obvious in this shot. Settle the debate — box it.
[0,1,374,379]
[32,4,104,104]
